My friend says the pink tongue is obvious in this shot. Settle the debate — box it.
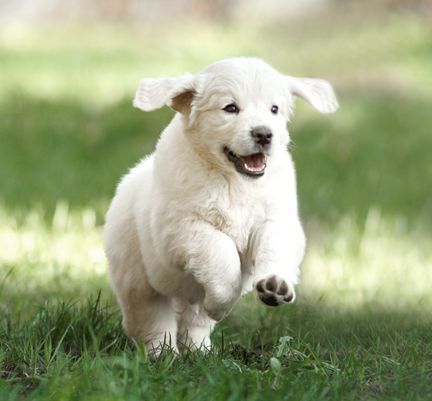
[240,153,266,170]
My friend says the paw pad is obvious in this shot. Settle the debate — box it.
[255,275,295,307]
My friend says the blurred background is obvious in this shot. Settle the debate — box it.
[1,0,431,317]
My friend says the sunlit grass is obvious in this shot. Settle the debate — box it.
[1,203,431,399]
[301,213,432,312]
[1,203,430,318]
[0,204,109,314]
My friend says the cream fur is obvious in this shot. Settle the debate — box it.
[103,57,338,355]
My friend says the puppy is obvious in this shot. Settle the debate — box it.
[104,57,338,355]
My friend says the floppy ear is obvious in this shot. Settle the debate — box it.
[286,77,339,114]
[133,74,195,113]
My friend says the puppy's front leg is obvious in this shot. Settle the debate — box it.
[183,223,242,321]
[251,220,305,307]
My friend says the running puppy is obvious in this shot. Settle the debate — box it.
[104,58,338,355]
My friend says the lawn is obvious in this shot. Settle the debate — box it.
[1,11,432,401]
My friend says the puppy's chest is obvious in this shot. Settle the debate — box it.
[197,199,265,253]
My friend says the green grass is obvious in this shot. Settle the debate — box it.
[1,296,431,400]
[1,11,432,401]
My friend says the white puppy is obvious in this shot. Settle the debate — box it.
[104,57,338,355]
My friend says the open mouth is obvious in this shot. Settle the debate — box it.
[223,146,267,178]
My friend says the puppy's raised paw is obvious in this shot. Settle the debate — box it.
[255,275,295,307]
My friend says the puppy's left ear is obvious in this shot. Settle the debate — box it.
[286,77,339,114]
[133,74,195,114]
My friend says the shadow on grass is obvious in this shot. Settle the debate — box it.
[292,89,432,227]
[0,93,173,222]
[1,89,432,227]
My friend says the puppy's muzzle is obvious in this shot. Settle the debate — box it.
[251,126,273,148]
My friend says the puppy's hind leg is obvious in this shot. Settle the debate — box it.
[108,248,178,356]
[175,299,215,352]
[119,281,178,357]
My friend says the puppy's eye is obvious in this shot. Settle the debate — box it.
[271,105,279,114]
[223,103,239,114]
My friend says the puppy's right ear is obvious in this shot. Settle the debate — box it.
[133,74,195,114]
[285,76,339,114]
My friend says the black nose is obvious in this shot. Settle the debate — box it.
[251,126,273,147]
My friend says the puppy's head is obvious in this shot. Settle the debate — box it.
[134,58,338,179]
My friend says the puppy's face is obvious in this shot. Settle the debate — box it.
[189,60,295,178]
[134,58,338,179]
